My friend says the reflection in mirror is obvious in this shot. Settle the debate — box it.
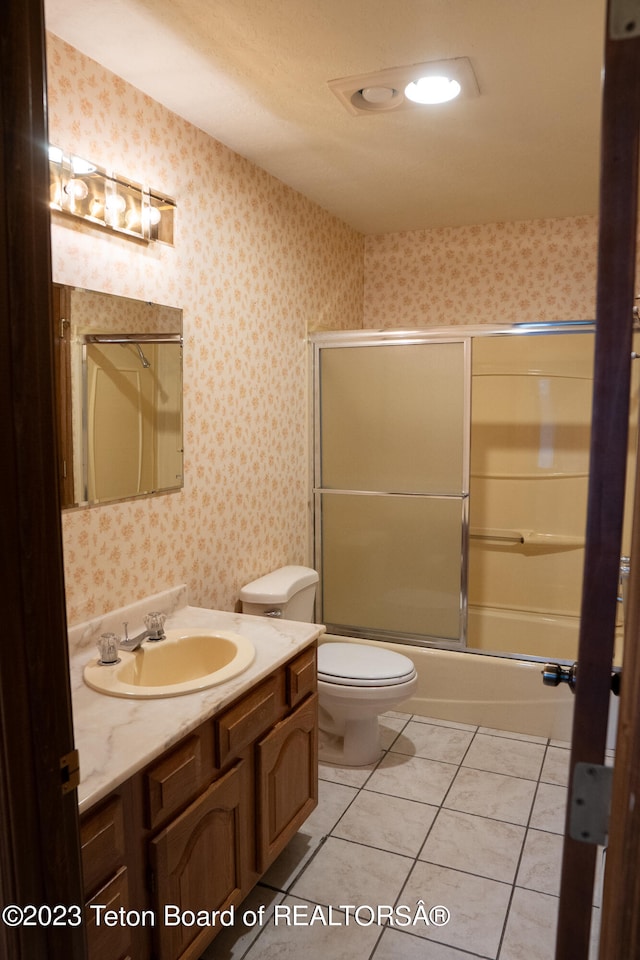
[53,285,183,508]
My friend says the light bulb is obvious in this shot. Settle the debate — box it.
[105,193,127,215]
[404,76,461,105]
[125,207,141,231]
[64,178,89,200]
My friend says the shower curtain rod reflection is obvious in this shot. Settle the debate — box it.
[134,343,151,368]
[83,333,183,343]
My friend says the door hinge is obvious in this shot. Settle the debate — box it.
[569,762,613,846]
[60,749,80,795]
[610,0,640,39]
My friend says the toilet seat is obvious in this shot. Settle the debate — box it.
[318,642,417,688]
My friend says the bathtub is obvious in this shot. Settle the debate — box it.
[466,604,581,662]
[321,633,576,741]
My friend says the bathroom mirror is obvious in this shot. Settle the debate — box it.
[53,285,183,508]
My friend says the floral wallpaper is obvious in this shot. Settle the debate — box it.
[47,34,363,626]
[363,216,600,328]
[49,33,612,631]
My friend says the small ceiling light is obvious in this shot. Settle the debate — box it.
[404,75,461,105]
[329,58,478,117]
[360,86,397,104]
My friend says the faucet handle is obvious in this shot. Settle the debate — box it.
[97,632,120,665]
[144,611,166,640]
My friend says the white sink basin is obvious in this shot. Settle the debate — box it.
[84,628,255,698]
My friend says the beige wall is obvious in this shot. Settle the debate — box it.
[363,217,600,328]
[49,35,614,629]
[47,35,363,625]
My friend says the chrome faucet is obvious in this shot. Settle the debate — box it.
[119,612,167,652]
[97,612,167,664]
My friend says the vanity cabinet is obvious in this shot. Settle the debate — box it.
[80,792,133,960]
[149,761,247,960]
[256,695,318,870]
[80,643,318,960]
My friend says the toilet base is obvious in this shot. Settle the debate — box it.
[317,669,418,767]
[318,716,382,767]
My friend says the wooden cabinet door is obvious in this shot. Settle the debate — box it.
[149,760,246,960]
[85,866,131,960]
[256,694,318,870]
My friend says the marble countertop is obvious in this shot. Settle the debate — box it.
[70,594,324,814]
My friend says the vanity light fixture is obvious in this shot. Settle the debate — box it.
[48,145,176,245]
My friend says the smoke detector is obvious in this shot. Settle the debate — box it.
[328,58,479,116]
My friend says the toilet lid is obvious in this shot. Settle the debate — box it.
[318,642,416,688]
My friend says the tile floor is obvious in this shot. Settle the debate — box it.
[200,712,608,960]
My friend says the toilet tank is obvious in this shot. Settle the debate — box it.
[239,566,319,622]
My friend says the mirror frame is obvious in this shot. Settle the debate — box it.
[53,284,183,508]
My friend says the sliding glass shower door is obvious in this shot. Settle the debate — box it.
[314,336,470,646]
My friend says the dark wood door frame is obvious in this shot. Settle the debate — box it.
[600,393,640,955]
[0,1,86,957]
[2,2,640,960]
[555,5,640,958]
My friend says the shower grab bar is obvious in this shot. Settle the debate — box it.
[470,527,585,547]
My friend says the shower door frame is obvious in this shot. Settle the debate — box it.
[312,322,603,658]
[312,328,472,650]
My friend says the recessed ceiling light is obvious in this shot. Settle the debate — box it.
[404,76,461,105]
[360,86,397,104]
[329,58,478,117]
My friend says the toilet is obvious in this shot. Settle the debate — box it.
[239,566,418,766]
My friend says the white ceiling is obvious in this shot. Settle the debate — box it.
[44,0,606,235]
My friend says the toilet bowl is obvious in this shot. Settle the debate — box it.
[239,566,417,766]
[317,642,417,765]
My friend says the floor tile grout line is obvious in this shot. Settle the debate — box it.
[391,852,501,959]
[494,737,562,960]
[403,722,557,960]
[199,717,573,960]
[260,834,330,897]
[261,717,568,959]
[375,921,497,960]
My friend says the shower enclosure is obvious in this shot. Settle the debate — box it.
[312,324,637,664]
